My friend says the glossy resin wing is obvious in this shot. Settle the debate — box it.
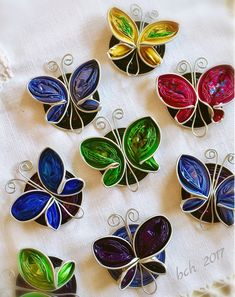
[215,175,235,226]
[197,65,234,122]
[38,147,84,230]
[107,7,138,60]
[133,216,171,275]
[18,249,75,292]
[93,236,137,289]
[138,21,179,68]
[123,117,161,172]
[38,148,84,196]
[80,137,126,187]
[177,155,212,212]
[27,76,69,124]
[18,248,56,291]
[157,74,198,124]
[69,60,101,112]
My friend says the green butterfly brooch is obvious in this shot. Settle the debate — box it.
[15,248,77,296]
[80,109,161,191]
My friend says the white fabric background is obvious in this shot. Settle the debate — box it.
[0,0,234,296]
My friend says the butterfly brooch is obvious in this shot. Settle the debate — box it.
[93,209,172,294]
[176,149,234,227]
[7,147,85,230]
[80,109,161,191]
[156,57,234,137]
[15,248,77,296]
[27,53,101,132]
[107,5,179,76]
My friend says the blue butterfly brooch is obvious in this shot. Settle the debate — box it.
[27,54,101,132]
[176,149,234,227]
[7,148,85,230]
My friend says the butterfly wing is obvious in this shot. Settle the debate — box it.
[80,137,126,187]
[93,236,136,269]
[180,197,208,213]
[69,60,101,112]
[157,74,198,124]
[56,260,76,289]
[119,265,137,290]
[38,147,83,196]
[27,76,69,124]
[133,216,172,274]
[177,154,211,199]
[123,117,161,172]
[107,7,138,60]
[215,175,234,226]
[11,190,52,222]
[138,21,179,68]
[197,65,234,122]
[18,248,56,291]
[38,147,65,194]
[45,200,62,230]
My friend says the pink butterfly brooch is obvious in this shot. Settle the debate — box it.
[156,58,234,137]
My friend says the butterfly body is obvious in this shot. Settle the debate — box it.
[80,115,161,190]
[28,57,101,131]
[177,153,234,226]
[11,148,85,230]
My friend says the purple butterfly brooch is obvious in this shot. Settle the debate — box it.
[6,147,85,230]
[93,209,172,294]
[156,58,234,137]
[27,54,101,132]
[177,149,234,227]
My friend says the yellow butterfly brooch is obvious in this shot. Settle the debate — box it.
[107,5,179,76]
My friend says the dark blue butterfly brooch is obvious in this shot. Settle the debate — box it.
[177,149,234,227]
[27,54,101,132]
[93,209,172,294]
[7,148,85,230]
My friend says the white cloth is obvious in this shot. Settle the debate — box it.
[0,0,234,296]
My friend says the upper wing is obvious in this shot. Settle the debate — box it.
[69,60,101,112]
[138,21,179,68]
[80,137,126,187]
[27,76,68,104]
[18,248,56,291]
[215,175,234,226]
[123,117,161,172]
[38,148,65,194]
[197,65,234,122]
[107,7,138,60]
[93,236,136,269]
[28,76,69,124]
[38,147,83,196]
[139,21,179,46]
[157,74,198,124]
[133,216,171,274]
[177,154,211,198]
[11,190,52,222]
